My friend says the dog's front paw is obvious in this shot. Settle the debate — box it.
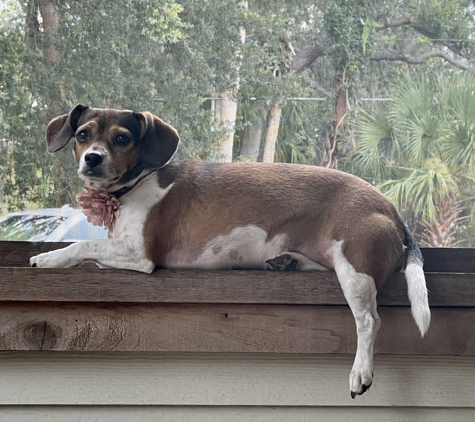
[30,248,77,268]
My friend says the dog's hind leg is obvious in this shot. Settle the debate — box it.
[332,240,381,398]
[265,252,329,271]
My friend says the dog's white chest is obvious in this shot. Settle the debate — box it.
[111,175,171,238]
[166,225,288,270]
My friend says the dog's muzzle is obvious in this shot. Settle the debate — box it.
[79,151,114,183]
[84,152,103,168]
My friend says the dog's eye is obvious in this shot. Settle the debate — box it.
[76,130,89,142]
[115,134,131,146]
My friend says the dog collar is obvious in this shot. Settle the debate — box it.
[109,169,155,198]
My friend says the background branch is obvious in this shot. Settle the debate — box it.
[290,43,325,74]
[370,48,475,73]
[377,15,412,31]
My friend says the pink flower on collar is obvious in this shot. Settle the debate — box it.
[76,187,121,232]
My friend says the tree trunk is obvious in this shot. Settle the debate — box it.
[419,204,462,247]
[262,100,283,163]
[215,93,239,162]
[215,2,247,162]
[36,0,72,206]
[26,0,40,50]
[322,71,347,169]
[239,105,269,161]
[38,0,61,66]
[36,0,64,113]
[252,40,324,164]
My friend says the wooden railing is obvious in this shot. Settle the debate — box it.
[0,241,474,355]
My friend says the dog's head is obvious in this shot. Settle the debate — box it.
[46,104,179,188]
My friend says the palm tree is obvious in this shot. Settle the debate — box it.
[353,73,475,247]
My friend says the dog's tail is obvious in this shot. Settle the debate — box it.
[403,225,431,337]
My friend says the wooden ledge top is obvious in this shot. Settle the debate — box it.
[0,241,474,307]
[0,267,473,307]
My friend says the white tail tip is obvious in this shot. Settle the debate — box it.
[405,261,431,336]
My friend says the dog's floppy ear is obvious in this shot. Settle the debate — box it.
[133,111,179,168]
[46,104,89,153]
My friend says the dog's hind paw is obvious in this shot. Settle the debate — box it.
[265,252,328,272]
[265,254,299,271]
[349,367,373,399]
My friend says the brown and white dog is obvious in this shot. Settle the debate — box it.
[30,105,430,398]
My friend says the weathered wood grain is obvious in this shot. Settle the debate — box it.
[0,302,474,355]
[1,241,475,273]
[0,242,71,267]
[0,266,474,307]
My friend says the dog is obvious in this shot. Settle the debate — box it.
[30,105,431,398]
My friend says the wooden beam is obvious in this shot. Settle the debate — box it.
[0,242,72,267]
[420,247,475,273]
[0,302,474,355]
[1,241,475,273]
[0,267,474,307]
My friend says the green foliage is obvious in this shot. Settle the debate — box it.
[0,8,34,211]
[353,72,475,245]
[380,159,461,223]
[143,3,186,43]
[412,0,472,53]
[350,111,398,181]
[322,0,378,80]
[361,19,380,55]
[274,100,321,164]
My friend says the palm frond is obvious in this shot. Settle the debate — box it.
[379,159,460,223]
[352,111,399,181]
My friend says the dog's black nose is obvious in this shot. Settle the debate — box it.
[85,152,103,168]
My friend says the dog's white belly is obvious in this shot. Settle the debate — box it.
[166,225,288,270]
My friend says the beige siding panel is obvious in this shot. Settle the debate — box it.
[0,406,474,422]
[0,352,474,407]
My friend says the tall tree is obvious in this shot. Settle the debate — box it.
[238,100,269,162]
[214,1,247,162]
[262,99,283,163]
